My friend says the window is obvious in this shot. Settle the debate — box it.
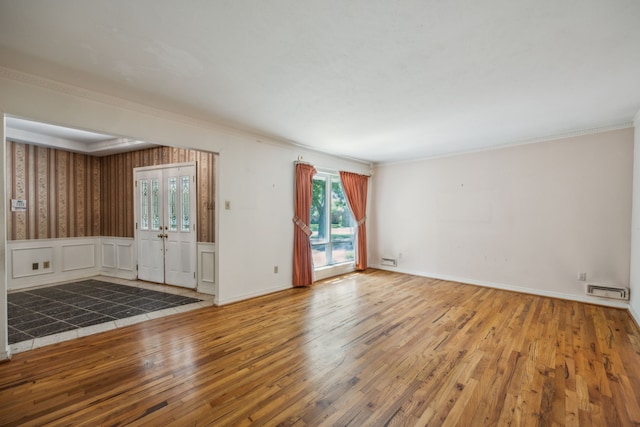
[310,172,355,268]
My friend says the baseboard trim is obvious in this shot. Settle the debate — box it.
[629,303,640,329]
[215,284,292,306]
[315,263,355,281]
[0,346,12,362]
[369,265,630,309]
[99,270,138,281]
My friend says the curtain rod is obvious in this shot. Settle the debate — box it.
[294,156,373,176]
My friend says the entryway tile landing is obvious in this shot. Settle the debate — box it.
[8,278,214,354]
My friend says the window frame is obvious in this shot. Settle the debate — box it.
[310,171,355,269]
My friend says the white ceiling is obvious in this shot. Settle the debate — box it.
[5,117,157,156]
[0,0,638,163]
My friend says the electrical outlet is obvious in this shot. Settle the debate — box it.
[578,272,587,281]
[274,265,279,274]
[225,200,231,210]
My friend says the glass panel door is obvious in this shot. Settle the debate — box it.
[135,163,197,288]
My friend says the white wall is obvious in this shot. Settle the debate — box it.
[0,68,370,359]
[630,113,640,323]
[370,128,634,305]
[0,115,7,360]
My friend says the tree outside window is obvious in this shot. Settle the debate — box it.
[309,173,355,267]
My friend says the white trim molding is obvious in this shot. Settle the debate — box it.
[0,347,11,362]
[215,284,291,306]
[370,265,630,309]
[315,262,356,282]
[630,303,640,330]
[377,122,634,166]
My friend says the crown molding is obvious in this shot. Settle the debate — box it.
[634,109,640,126]
[0,65,373,166]
[0,65,251,140]
[0,66,157,115]
[0,67,275,145]
[376,121,634,167]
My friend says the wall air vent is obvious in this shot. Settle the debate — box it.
[380,257,397,267]
[585,283,629,301]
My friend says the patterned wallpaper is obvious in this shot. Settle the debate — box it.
[101,146,216,242]
[6,141,101,240]
[6,141,216,243]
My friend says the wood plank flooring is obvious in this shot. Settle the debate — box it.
[1,269,640,426]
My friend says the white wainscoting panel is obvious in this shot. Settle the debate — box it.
[61,244,96,272]
[117,243,134,271]
[8,237,101,290]
[197,243,216,295]
[11,246,54,278]
[100,237,136,280]
[102,242,116,268]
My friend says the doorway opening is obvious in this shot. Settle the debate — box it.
[3,115,218,351]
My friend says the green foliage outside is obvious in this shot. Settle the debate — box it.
[310,176,353,241]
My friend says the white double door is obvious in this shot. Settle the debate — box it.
[135,163,196,288]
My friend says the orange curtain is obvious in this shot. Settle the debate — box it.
[293,163,317,286]
[339,171,369,271]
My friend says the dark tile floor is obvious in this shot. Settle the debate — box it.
[8,279,201,344]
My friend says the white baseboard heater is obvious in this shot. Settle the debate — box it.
[380,257,397,267]
[585,283,629,300]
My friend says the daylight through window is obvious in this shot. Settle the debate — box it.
[310,173,355,268]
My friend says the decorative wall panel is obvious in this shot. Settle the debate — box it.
[101,242,116,268]
[100,146,216,242]
[6,141,101,240]
[61,243,96,271]
[11,246,54,278]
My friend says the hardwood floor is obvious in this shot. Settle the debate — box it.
[1,269,639,426]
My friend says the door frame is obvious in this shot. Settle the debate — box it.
[133,162,197,288]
